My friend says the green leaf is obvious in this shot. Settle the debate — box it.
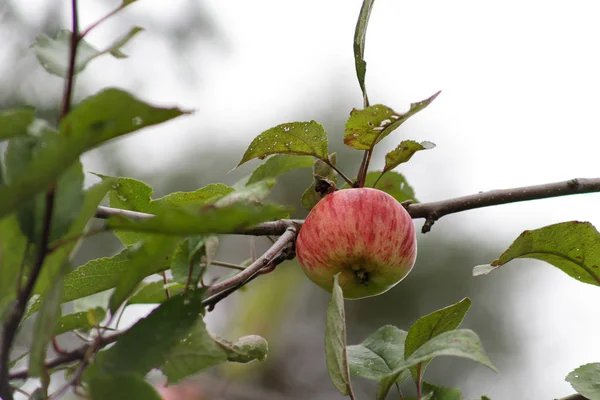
[214,179,275,207]
[162,318,227,384]
[383,140,436,173]
[102,175,154,245]
[422,382,463,400]
[237,121,329,166]
[128,281,184,305]
[89,374,162,400]
[0,108,35,140]
[347,325,410,384]
[364,171,416,203]
[475,221,600,286]
[218,335,269,363]
[246,154,314,185]
[106,27,144,58]
[0,88,187,220]
[102,175,234,245]
[107,202,289,236]
[29,262,66,379]
[4,128,85,244]
[377,330,496,400]
[301,153,338,211]
[34,179,113,295]
[54,307,106,335]
[87,289,205,380]
[62,248,145,303]
[344,93,440,150]
[153,183,234,208]
[325,274,354,397]
[405,298,472,382]
[0,215,27,323]
[566,363,600,399]
[353,0,374,106]
[31,27,143,78]
[171,236,218,287]
[109,236,179,313]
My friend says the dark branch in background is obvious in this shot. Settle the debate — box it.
[96,177,600,235]
[0,1,80,398]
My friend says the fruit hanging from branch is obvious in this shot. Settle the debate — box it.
[296,187,417,299]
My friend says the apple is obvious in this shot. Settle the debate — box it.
[296,188,417,299]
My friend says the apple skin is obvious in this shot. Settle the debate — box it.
[296,188,417,299]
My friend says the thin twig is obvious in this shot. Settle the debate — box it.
[80,4,125,39]
[47,226,109,253]
[8,331,124,381]
[161,271,170,300]
[210,260,246,271]
[201,227,298,309]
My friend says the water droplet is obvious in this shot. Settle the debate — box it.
[353,134,359,138]
[283,126,290,132]
[132,116,143,126]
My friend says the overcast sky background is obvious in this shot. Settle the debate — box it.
[6,1,600,399]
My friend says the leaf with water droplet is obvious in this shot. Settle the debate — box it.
[237,121,329,166]
[566,363,600,399]
[344,92,440,150]
[383,140,436,173]
[475,221,600,286]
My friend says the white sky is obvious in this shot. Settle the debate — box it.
[10,1,600,398]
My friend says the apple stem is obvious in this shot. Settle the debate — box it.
[357,149,373,188]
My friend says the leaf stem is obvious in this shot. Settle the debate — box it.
[321,159,354,187]
[161,272,170,300]
[416,363,423,397]
[371,171,385,188]
[210,260,246,271]
[80,4,125,39]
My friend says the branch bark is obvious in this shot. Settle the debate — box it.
[407,177,600,233]
[96,177,600,234]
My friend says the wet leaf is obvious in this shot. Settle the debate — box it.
[237,121,328,166]
[475,221,600,286]
[344,92,440,150]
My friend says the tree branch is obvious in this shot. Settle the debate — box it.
[96,177,600,235]
[1,2,80,397]
[8,331,124,382]
[407,177,600,233]
[202,226,298,309]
